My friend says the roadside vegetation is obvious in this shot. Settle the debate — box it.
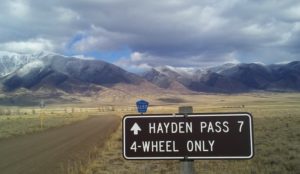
[78,93,300,174]
[0,107,93,139]
[0,92,299,173]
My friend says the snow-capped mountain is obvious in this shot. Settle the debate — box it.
[0,51,161,95]
[1,51,300,96]
[0,51,57,77]
[145,63,239,85]
[0,51,170,106]
[143,61,300,92]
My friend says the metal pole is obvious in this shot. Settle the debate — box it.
[40,100,45,129]
[40,109,43,129]
[179,106,194,174]
[181,160,194,174]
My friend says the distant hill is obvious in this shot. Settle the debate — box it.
[143,61,300,93]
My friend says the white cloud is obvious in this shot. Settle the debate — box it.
[195,6,227,32]
[0,0,299,66]
[115,59,152,73]
[70,25,130,52]
[115,50,240,71]
[114,52,152,73]
[54,7,80,23]
[284,5,300,21]
[130,52,143,62]
[0,38,54,54]
[8,0,29,17]
[242,24,269,36]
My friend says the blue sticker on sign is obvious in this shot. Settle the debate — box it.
[136,100,149,113]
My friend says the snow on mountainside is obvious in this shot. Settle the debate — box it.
[207,63,237,73]
[0,51,167,106]
[0,51,56,77]
[0,52,162,96]
[152,63,238,81]
[1,51,299,94]
[143,61,300,92]
[156,66,197,79]
[17,60,45,77]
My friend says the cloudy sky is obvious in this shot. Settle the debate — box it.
[0,0,300,71]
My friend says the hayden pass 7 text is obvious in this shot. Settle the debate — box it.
[130,120,245,153]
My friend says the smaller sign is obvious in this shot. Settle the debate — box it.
[136,100,149,114]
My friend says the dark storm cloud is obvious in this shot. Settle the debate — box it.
[0,0,299,67]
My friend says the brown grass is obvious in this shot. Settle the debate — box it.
[0,107,96,139]
[1,92,299,173]
[79,92,300,174]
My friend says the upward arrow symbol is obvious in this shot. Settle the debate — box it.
[130,123,141,135]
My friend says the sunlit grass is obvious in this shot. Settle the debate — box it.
[0,108,93,139]
[79,92,300,174]
[0,92,299,173]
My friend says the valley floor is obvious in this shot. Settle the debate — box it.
[0,92,299,174]
[80,92,300,174]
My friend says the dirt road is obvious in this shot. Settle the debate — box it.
[0,115,119,174]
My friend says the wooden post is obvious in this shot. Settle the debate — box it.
[179,106,194,174]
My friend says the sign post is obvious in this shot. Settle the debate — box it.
[179,106,194,174]
[39,100,45,129]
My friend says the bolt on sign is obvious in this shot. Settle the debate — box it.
[122,113,254,160]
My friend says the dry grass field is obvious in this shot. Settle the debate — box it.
[78,92,300,174]
[0,107,96,139]
[0,92,299,174]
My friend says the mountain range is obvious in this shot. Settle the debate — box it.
[0,51,299,103]
[143,62,300,93]
[0,51,164,105]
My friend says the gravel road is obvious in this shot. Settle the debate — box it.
[0,115,119,174]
